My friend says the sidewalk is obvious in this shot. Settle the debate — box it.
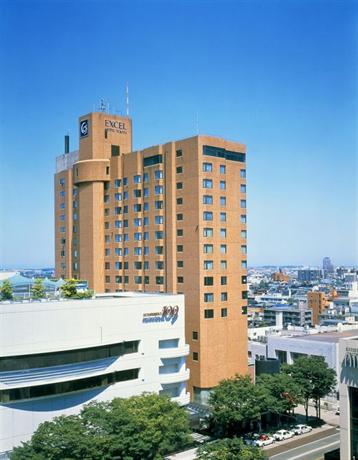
[294,404,339,426]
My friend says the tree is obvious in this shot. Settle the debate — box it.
[256,372,303,421]
[10,394,191,460]
[283,356,336,420]
[196,437,266,460]
[0,279,13,300]
[60,279,93,299]
[208,375,275,437]
[31,278,45,299]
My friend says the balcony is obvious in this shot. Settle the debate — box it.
[159,368,190,385]
[159,345,190,359]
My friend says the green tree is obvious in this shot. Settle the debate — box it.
[31,278,45,299]
[0,279,13,300]
[10,394,191,460]
[283,356,336,420]
[209,375,274,437]
[196,437,266,460]
[60,279,78,298]
[256,372,303,421]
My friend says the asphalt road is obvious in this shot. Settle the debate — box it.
[267,431,340,460]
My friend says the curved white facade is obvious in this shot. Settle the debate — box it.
[0,293,189,456]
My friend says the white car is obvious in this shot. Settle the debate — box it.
[273,429,295,441]
[292,424,312,435]
[253,434,275,447]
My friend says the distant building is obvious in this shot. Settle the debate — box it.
[322,257,334,275]
[263,305,312,327]
[0,272,64,299]
[271,270,289,283]
[339,334,358,460]
[0,292,189,455]
[307,291,329,326]
[297,269,322,282]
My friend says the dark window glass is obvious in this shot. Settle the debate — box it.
[143,154,163,167]
[204,309,214,319]
[204,277,214,286]
[192,331,198,340]
[0,341,140,372]
[111,145,120,157]
[176,149,183,157]
[203,145,245,163]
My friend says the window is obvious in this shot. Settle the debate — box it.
[176,166,183,174]
[133,218,142,227]
[59,202,65,209]
[240,169,246,178]
[134,276,142,284]
[114,207,121,215]
[242,291,248,299]
[176,149,182,157]
[240,200,247,209]
[177,260,184,268]
[104,222,110,229]
[221,292,228,301]
[114,179,121,188]
[115,220,122,228]
[155,200,163,209]
[134,232,142,241]
[111,145,120,157]
[115,262,122,270]
[144,217,149,226]
[143,172,149,182]
[176,182,183,190]
[123,177,128,186]
[143,188,149,197]
[203,260,213,270]
[177,213,183,221]
[204,309,214,319]
[241,245,247,254]
[144,247,149,255]
[124,247,129,256]
[105,248,110,256]
[115,275,122,282]
[143,202,149,211]
[240,184,246,193]
[177,276,184,283]
[203,244,213,254]
[220,228,226,238]
[221,276,227,285]
[176,197,183,205]
[203,211,213,221]
[241,260,247,269]
[220,180,226,190]
[221,308,228,317]
[59,214,65,221]
[123,234,129,242]
[177,245,183,252]
[177,229,183,237]
[133,204,141,212]
[203,162,213,172]
[60,191,65,197]
[133,175,141,184]
[105,276,111,283]
[115,248,122,256]
[203,145,245,162]
[220,164,226,174]
[143,231,149,240]
[193,352,199,362]
[155,215,163,224]
[144,261,149,270]
[133,189,141,198]
[106,167,110,175]
[203,179,213,188]
[241,275,247,284]
[155,170,164,180]
[156,276,164,285]
[59,178,65,186]
[203,195,213,205]
[155,231,164,239]
[115,193,122,201]
[156,261,164,269]
[220,212,226,222]
[204,293,214,302]
[155,246,164,255]
[134,247,142,256]
[203,228,213,237]
[240,215,247,224]
[204,277,214,286]
[220,244,227,254]
[143,155,163,167]
[192,331,198,340]
[155,185,163,194]
[124,276,129,283]
[220,196,226,206]
[220,260,227,269]
[144,276,149,284]
[241,230,247,239]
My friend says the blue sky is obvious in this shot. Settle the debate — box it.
[0,0,357,268]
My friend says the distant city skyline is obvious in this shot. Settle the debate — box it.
[0,0,357,267]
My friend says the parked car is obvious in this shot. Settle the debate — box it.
[292,424,312,435]
[244,433,260,446]
[253,434,275,447]
[273,429,295,441]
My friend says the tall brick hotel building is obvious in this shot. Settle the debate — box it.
[55,112,248,401]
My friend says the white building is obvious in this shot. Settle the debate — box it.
[0,293,190,456]
[339,335,358,460]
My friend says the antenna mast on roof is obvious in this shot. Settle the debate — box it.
[125,82,129,116]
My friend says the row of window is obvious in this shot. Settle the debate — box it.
[105,275,164,285]
[107,261,165,270]
[112,170,164,188]
[203,228,247,239]
[204,260,247,269]
[104,245,165,257]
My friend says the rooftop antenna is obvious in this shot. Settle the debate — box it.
[100,98,106,112]
[125,82,129,116]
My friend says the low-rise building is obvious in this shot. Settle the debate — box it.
[263,305,312,327]
[0,292,189,456]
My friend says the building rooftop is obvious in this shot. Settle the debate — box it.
[286,329,358,343]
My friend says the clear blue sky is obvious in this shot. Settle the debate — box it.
[0,0,357,268]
